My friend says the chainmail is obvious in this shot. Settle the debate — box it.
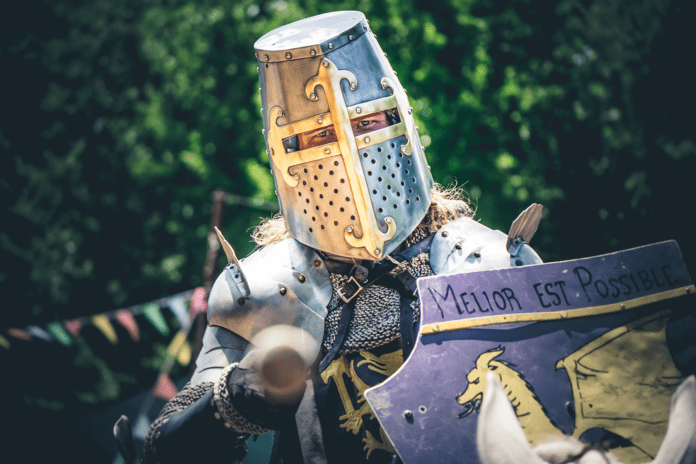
[322,250,435,354]
[214,362,270,435]
[142,381,215,464]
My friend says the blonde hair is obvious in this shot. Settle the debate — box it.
[252,183,473,247]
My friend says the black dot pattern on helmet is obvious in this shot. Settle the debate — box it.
[358,135,420,229]
[287,155,363,240]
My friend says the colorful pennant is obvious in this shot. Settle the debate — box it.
[115,310,140,342]
[47,322,73,347]
[153,373,178,401]
[91,314,118,344]
[142,303,170,337]
[190,286,207,316]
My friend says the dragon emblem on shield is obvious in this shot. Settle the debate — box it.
[455,310,684,463]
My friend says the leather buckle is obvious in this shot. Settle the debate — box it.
[338,276,364,303]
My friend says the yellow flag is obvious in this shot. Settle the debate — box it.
[91,314,118,344]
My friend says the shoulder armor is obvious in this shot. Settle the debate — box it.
[429,216,542,275]
[207,238,332,345]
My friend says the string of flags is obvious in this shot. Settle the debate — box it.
[0,287,208,352]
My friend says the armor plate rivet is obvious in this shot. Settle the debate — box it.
[409,107,413,114]
[364,137,370,143]
[255,52,258,58]
[313,259,321,267]
[237,298,245,306]
[385,217,392,223]
[262,129,265,135]
[403,410,413,419]
[350,82,356,90]
[455,242,462,250]
[323,61,329,67]
[356,107,362,114]
[441,231,449,237]
[318,117,323,123]
[474,250,481,258]
[310,93,317,100]
[279,286,287,296]
[298,274,306,283]
[324,148,330,154]
[278,110,284,116]
[349,35,354,41]
[347,226,353,234]
[285,52,292,59]
[264,55,269,61]
[328,43,333,49]
[363,25,367,31]
[259,87,261,93]
[256,67,259,73]
[260,108,263,113]
[310,49,316,56]
[375,248,381,255]
[293,174,299,180]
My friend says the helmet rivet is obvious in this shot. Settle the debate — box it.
[373,33,377,38]
[237,298,245,306]
[442,231,449,237]
[347,226,353,234]
[324,148,330,154]
[328,43,333,49]
[474,250,481,258]
[270,169,273,174]
[404,89,407,94]
[260,108,263,113]
[416,126,420,131]
[298,274,306,283]
[264,55,269,61]
[256,67,259,73]
[310,49,316,56]
[385,217,392,223]
[310,93,317,100]
[278,110,284,116]
[318,117,323,123]
[323,61,329,67]
[350,82,356,90]
[348,35,354,41]
[279,286,287,295]
[259,87,262,93]
[384,53,388,57]
[265,149,269,154]
[313,259,322,267]
[293,173,299,180]
[356,107,362,114]
[270,148,274,155]
[394,71,398,75]
[363,25,368,31]
[455,242,462,250]
[364,137,370,143]
[255,52,258,58]
[262,129,265,135]
[285,52,292,59]
[408,107,413,114]
[375,248,381,255]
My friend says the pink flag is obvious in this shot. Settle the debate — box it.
[154,373,178,401]
[7,328,32,341]
[64,319,83,337]
[190,287,208,316]
[116,310,140,342]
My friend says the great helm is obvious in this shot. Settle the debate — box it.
[255,11,433,261]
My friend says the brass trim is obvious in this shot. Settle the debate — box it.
[355,122,407,150]
[346,95,398,119]
[420,285,696,336]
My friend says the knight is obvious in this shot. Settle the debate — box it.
[123,10,544,464]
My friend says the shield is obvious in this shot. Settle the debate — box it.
[364,240,695,464]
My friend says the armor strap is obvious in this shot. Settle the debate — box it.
[319,298,356,372]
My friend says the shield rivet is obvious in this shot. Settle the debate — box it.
[324,148,330,154]
[285,52,292,59]
[455,242,462,250]
[318,117,323,123]
[356,107,362,114]
[323,61,329,67]
[363,25,368,31]
[279,286,287,296]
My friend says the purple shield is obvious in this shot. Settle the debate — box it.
[364,240,695,464]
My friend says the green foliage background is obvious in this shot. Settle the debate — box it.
[2,0,694,461]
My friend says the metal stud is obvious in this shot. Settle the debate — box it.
[348,35,354,41]
[373,33,377,38]
[403,410,413,419]
[260,108,263,113]
[310,93,317,100]
[318,117,323,124]
[363,25,368,31]
[237,298,245,305]
[285,52,292,59]
[264,55,269,61]
[385,217,392,223]
[214,412,221,420]
[256,67,259,73]
[364,137,370,143]
[262,129,265,135]
[255,52,258,58]
[298,274,306,283]
[384,53,388,57]
[474,250,481,258]
[441,231,449,237]
[313,259,322,267]
[350,82,356,90]
[356,107,362,114]
[455,242,462,250]
[347,226,354,234]
[328,43,333,49]
[324,148,330,154]
[310,49,316,56]
[279,286,287,296]
[375,248,381,255]
[293,174,299,180]
[323,61,329,68]
[270,148,274,155]
[278,110,284,117]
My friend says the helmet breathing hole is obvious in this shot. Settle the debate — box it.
[329,170,334,175]
[298,192,302,196]
[405,169,409,174]
[329,201,334,205]
[321,225,325,230]
[318,164,323,169]
[345,197,350,202]
[377,147,382,152]
[391,142,396,148]
[310,187,314,192]
[363,153,368,158]
[334,221,338,226]
[319,194,324,199]
[306,199,310,204]
[391,173,396,178]
[382,165,387,170]
[303,181,307,186]
[313,175,318,180]
[309,227,313,232]
[406,200,410,205]
[401,181,405,186]
[382,196,387,201]
[340,207,345,212]
[323,182,328,187]
[340,178,345,183]
[393,204,398,209]
[378,177,383,182]
[368,171,372,176]
[324,212,328,217]
[371,159,376,164]
[387,185,392,190]
[416,196,420,201]
[312,217,316,221]
[373,189,377,194]
[304,168,308,173]
[304,209,307,214]
[379,208,384,213]
[350,215,355,220]
[387,154,392,160]
[334,161,339,166]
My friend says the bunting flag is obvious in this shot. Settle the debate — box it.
[142,303,170,337]
[167,297,192,331]
[64,319,83,337]
[8,327,32,342]
[190,286,207,316]
[166,330,192,366]
[115,310,140,342]
[91,314,118,344]
[153,373,178,401]
[47,322,73,347]
[26,325,54,342]
[0,334,10,349]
